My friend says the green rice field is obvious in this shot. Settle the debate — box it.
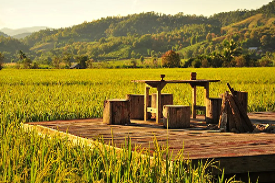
[1,67,275,125]
[0,67,274,182]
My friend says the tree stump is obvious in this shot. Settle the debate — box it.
[163,105,190,129]
[236,91,248,113]
[206,98,222,124]
[151,93,173,118]
[126,94,151,119]
[103,99,130,125]
[219,90,253,133]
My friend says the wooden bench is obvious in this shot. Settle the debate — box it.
[206,98,222,124]
[163,105,190,128]
[103,99,130,125]
[126,94,151,119]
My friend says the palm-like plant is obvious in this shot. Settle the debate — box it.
[222,39,242,66]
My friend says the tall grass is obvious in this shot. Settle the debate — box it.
[0,123,228,182]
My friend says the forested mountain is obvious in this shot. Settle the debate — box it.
[0,36,30,61]
[1,1,275,67]
[0,31,8,37]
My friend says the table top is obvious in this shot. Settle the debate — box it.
[132,79,220,87]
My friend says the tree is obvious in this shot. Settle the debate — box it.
[0,52,4,70]
[52,56,61,68]
[86,59,95,68]
[260,35,269,47]
[206,33,212,42]
[222,40,242,66]
[62,54,72,68]
[161,50,180,68]
[77,55,88,69]
[140,56,144,63]
[17,50,32,69]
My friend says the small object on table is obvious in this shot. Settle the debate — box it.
[103,99,130,125]
[160,74,165,81]
[191,72,197,80]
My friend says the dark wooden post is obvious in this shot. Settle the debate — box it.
[144,85,150,121]
[191,72,197,119]
[156,85,162,124]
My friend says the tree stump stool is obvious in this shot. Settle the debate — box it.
[206,98,222,124]
[236,91,248,113]
[151,93,173,118]
[103,99,130,125]
[126,94,151,119]
[163,105,190,129]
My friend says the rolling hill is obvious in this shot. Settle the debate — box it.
[1,1,275,63]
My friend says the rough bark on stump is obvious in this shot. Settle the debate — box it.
[163,105,190,129]
[236,91,248,113]
[206,98,222,124]
[151,93,173,118]
[103,99,130,125]
[126,94,151,119]
[219,91,253,133]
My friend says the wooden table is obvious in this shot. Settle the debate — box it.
[132,75,220,124]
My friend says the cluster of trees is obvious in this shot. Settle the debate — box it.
[183,39,274,68]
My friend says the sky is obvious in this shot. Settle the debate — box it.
[0,0,272,30]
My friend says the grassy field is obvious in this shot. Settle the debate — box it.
[0,67,274,182]
[1,67,274,125]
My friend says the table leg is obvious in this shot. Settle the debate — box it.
[156,84,162,124]
[204,82,209,101]
[144,85,150,122]
[204,82,209,121]
[192,86,197,119]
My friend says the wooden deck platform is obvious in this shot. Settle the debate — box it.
[27,112,275,182]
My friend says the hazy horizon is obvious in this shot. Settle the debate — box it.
[0,0,272,30]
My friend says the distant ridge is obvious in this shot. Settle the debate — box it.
[0,26,49,36]
[12,33,32,39]
[0,31,8,37]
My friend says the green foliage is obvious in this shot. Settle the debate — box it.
[161,50,181,68]
[140,56,144,63]
[0,52,4,70]
[76,55,88,69]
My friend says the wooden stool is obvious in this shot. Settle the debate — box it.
[151,93,173,118]
[206,98,222,124]
[126,94,151,119]
[103,99,130,125]
[163,105,190,129]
